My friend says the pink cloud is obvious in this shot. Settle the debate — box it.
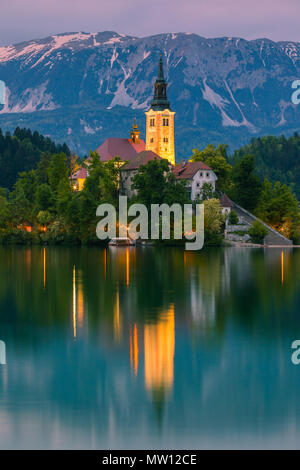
[0,0,299,45]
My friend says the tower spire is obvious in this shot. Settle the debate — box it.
[130,116,140,144]
[150,54,170,111]
[157,53,164,81]
[145,53,175,166]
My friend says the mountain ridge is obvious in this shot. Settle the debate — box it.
[0,31,299,158]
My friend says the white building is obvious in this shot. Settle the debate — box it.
[172,161,217,201]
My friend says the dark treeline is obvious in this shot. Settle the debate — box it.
[0,127,300,246]
[0,127,70,190]
[232,133,300,200]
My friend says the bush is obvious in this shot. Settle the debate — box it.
[248,221,269,244]
[228,210,239,225]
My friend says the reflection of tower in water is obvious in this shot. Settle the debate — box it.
[130,324,138,376]
[114,287,122,342]
[72,265,85,338]
[144,304,175,395]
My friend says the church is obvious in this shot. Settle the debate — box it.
[72,55,217,200]
[96,53,176,166]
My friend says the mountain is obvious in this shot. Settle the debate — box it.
[0,31,300,159]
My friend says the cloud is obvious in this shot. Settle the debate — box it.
[0,0,299,45]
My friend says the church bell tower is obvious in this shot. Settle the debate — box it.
[145,54,175,165]
[130,117,140,144]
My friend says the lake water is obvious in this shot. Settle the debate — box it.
[0,245,300,449]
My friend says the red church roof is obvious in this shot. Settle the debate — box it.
[95,137,146,162]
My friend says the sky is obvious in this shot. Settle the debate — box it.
[0,0,299,46]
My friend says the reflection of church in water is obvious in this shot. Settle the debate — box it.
[66,246,272,402]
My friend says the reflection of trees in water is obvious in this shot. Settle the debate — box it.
[1,246,300,444]
[1,246,300,342]
[219,248,300,336]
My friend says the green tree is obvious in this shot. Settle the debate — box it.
[132,159,189,207]
[199,182,215,201]
[47,153,69,193]
[256,179,299,228]
[190,144,232,192]
[35,183,55,212]
[228,210,239,225]
[0,193,10,228]
[204,198,224,242]
[37,210,53,228]
[230,154,262,211]
[232,133,300,201]
[248,221,268,244]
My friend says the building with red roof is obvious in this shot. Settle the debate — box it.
[95,118,145,163]
[172,161,217,201]
[220,193,234,215]
[70,167,88,191]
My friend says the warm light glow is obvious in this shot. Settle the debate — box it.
[114,287,122,342]
[130,323,139,376]
[145,109,176,165]
[73,265,77,338]
[126,248,130,286]
[43,248,46,290]
[281,251,284,285]
[144,304,175,393]
[77,272,84,328]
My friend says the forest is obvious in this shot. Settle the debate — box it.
[0,128,299,245]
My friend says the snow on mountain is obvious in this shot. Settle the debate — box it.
[0,31,299,157]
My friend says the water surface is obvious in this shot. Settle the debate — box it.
[0,246,299,449]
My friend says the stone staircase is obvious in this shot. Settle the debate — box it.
[231,201,293,246]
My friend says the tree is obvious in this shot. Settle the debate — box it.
[199,182,215,201]
[47,153,69,193]
[35,184,55,212]
[256,179,299,229]
[132,159,170,206]
[232,133,300,201]
[132,159,189,207]
[190,144,232,192]
[230,154,262,211]
[0,193,10,228]
[204,198,224,239]
[248,221,268,244]
[36,152,52,184]
[0,127,70,190]
[228,210,239,225]
[37,210,53,229]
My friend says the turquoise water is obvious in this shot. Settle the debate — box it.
[0,246,299,449]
